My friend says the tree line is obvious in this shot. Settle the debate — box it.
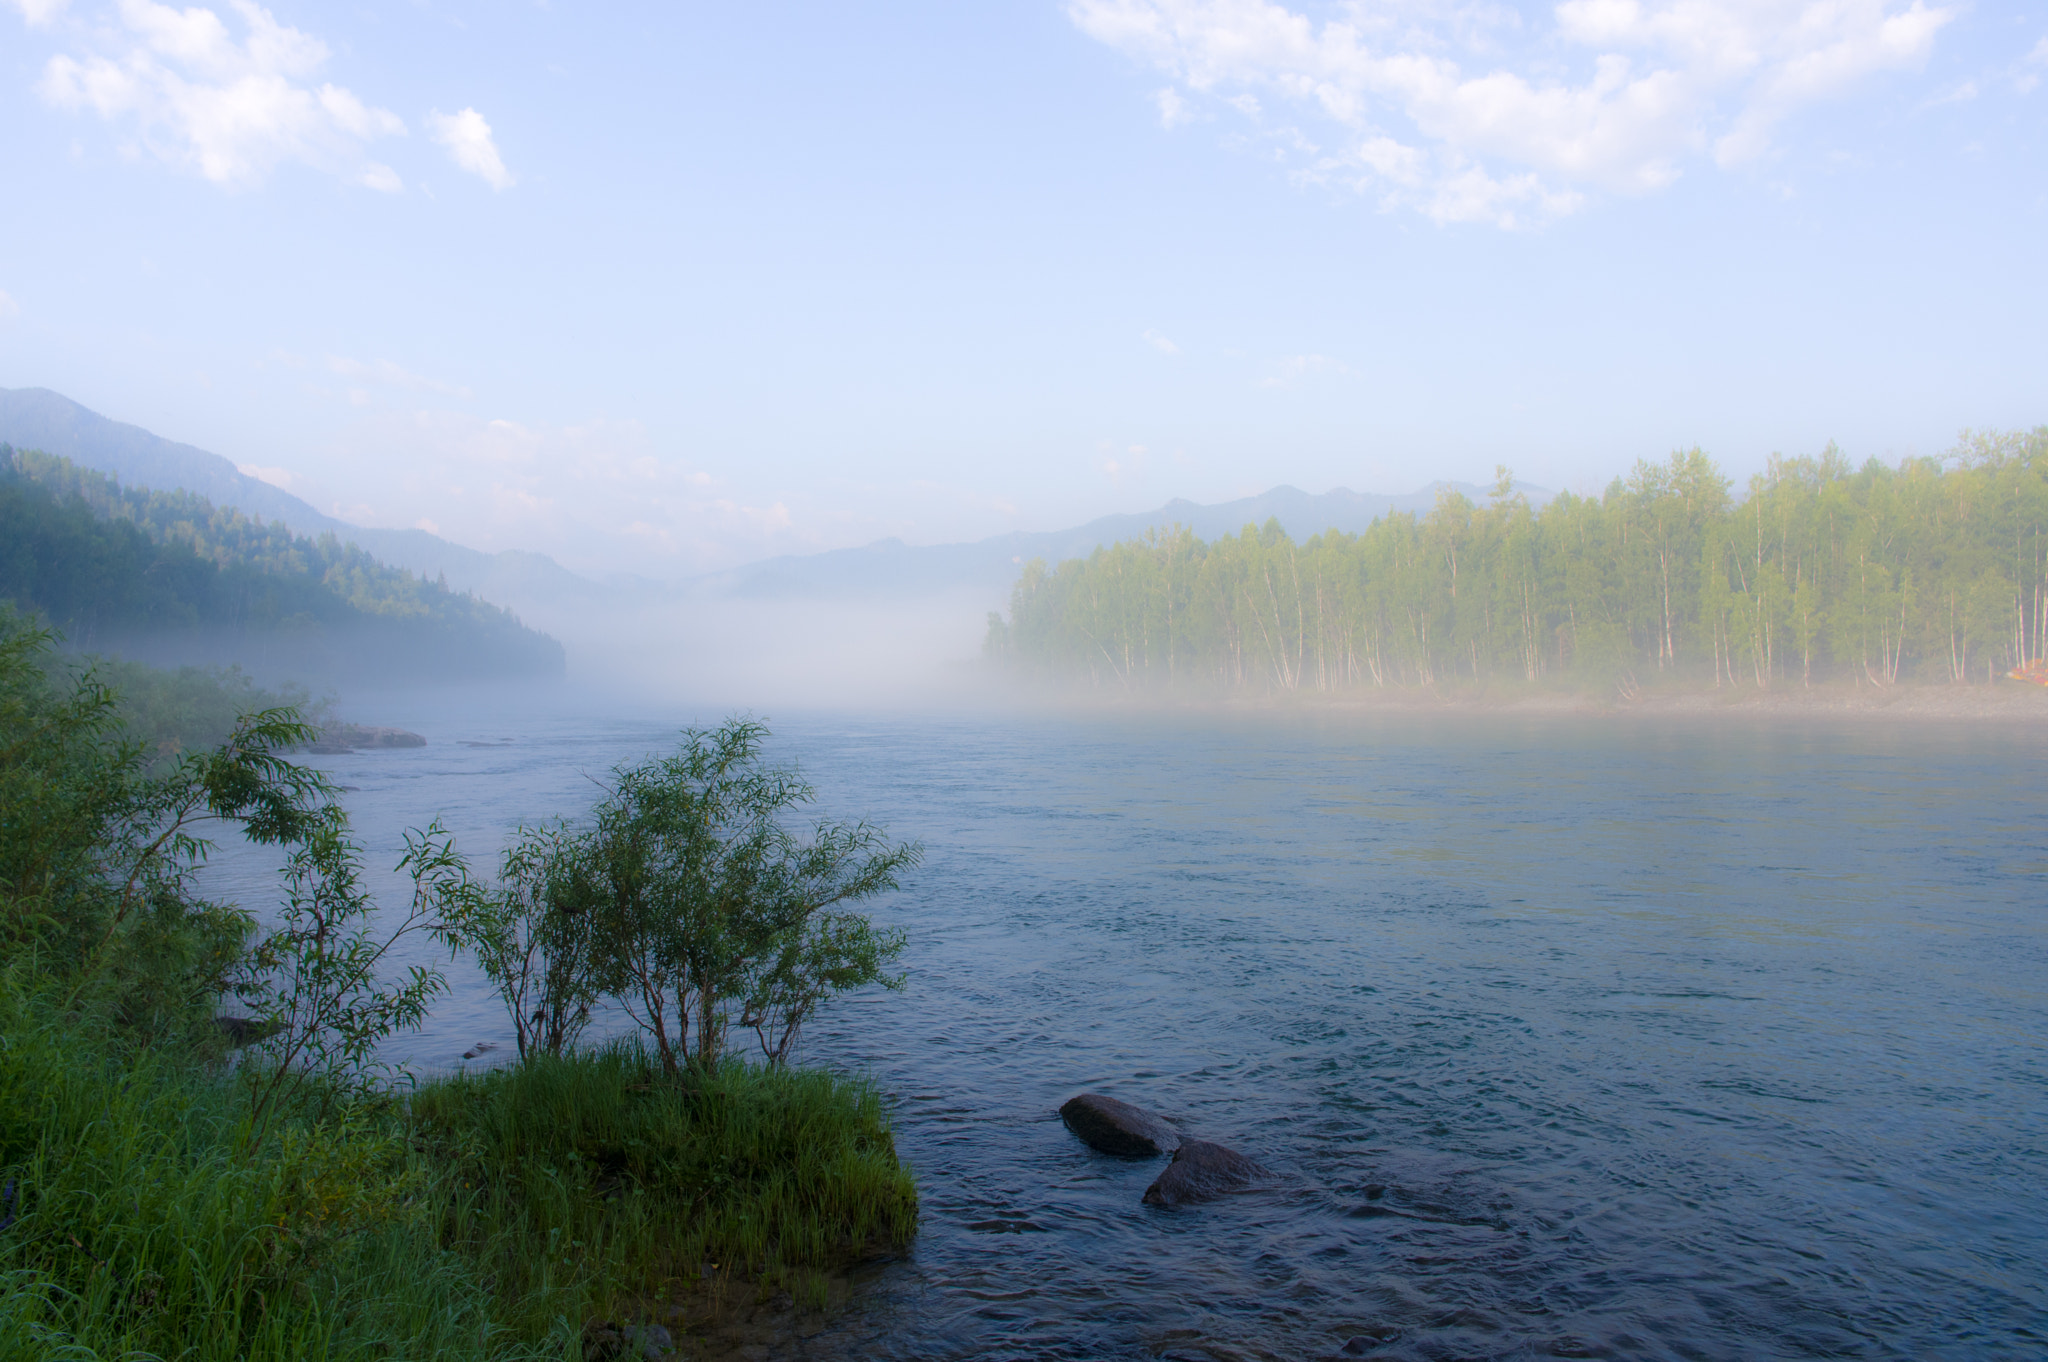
[0,446,565,681]
[986,430,2048,694]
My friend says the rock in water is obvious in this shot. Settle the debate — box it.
[1142,1139,1262,1207]
[1059,1093,1180,1157]
[313,723,427,753]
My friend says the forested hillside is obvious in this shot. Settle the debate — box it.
[988,431,2048,695]
[0,447,564,682]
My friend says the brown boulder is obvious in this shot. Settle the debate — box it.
[1141,1139,1262,1207]
[1058,1093,1180,1157]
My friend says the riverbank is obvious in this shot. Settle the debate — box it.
[1329,678,2048,721]
[1018,678,2048,723]
[0,614,918,1361]
[0,983,915,1361]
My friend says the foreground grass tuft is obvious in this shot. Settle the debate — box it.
[412,1041,919,1336]
[0,991,916,1359]
[0,976,504,1361]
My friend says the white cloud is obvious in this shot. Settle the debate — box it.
[1155,85,1192,126]
[0,290,17,319]
[426,107,514,189]
[36,0,404,188]
[1144,328,1182,353]
[1069,0,1955,225]
[7,0,68,26]
[2020,36,2048,95]
[327,354,474,399]
[1260,351,1347,386]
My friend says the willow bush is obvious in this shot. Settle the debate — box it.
[0,612,920,1357]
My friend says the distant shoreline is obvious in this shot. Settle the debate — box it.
[1024,680,2048,723]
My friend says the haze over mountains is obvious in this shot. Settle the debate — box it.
[0,387,1535,620]
[0,387,596,615]
[1,446,565,686]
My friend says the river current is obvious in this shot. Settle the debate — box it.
[199,699,2048,1361]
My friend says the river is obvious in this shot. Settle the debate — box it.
[199,697,2048,1361]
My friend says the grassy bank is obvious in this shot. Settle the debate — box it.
[415,1047,917,1337]
[0,613,919,1359]
[0,980,916,1360]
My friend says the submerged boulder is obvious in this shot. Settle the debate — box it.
[1059,1093,1180,1157]
[1142,1139,1262,1207]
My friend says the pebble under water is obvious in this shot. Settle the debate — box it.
[201,702,2048,1361]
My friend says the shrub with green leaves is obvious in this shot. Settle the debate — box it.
[451,718,919,1072]
[0,611,922,1354]
[0,608,332,1043]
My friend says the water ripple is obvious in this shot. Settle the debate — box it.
[197,705,2048,1360]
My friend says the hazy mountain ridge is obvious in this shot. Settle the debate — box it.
[1,386,1542,613]
[0,448,565,684]
[700,480,1551,602]
[0,387,601,609]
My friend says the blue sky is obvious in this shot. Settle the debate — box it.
[1,0,2043,577]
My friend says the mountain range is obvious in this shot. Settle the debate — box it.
[0,386,1540,613]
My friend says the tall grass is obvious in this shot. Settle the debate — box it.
[412,1041,919,1334]
[0,987,915,1359]
[0,974,519,1360]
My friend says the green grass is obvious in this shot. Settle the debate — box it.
[0,987,916,1360]
[0,976,507,1360]
[411,1042,919,1336]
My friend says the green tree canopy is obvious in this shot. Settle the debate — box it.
[993,431,2048,695]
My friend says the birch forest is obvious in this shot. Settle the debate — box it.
[987,430,2048,695]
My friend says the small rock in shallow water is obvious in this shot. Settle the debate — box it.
[316,723,425,752]
[1059,1093,1180,1157]
[1142,1139,1263,1207]
[1338,1324,1401,1353]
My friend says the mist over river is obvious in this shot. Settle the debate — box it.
[199,699,2048,1361]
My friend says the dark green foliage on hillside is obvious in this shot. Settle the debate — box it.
[992,430,2048,694]
[0,446,564,682]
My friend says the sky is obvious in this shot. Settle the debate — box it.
[1,0,2043,579]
